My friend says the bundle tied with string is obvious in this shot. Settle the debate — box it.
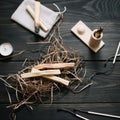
[0,8,86,111]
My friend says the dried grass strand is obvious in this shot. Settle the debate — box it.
[0,13,86,111]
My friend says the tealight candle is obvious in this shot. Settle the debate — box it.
[0,43,13,56]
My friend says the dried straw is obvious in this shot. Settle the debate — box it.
[0,14,86,111]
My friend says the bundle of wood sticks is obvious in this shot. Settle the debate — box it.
[26,0,48,33]
[21,63,75,86]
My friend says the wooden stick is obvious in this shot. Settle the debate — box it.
[43,76,70,86]
[26,5,48,32]
[32,68,70,86]
[34,0,40,33]
[21,69,61,79]
[34,63,75,70]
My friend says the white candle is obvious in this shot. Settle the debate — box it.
[0,43,13,56]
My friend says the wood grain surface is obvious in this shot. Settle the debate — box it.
[0,0,120,120]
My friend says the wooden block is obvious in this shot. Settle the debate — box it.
[71,20,105,53]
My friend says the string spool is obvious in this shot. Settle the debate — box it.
[89,29,103,48]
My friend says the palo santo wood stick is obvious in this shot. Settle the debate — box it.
[34,63,75,70]
[21,69,61,79]
[43,76,70,86]
[32,68,70,86]
[34,0,40,33]
[26,5,48,32]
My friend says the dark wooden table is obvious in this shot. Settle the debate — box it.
[0,0,120,120]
